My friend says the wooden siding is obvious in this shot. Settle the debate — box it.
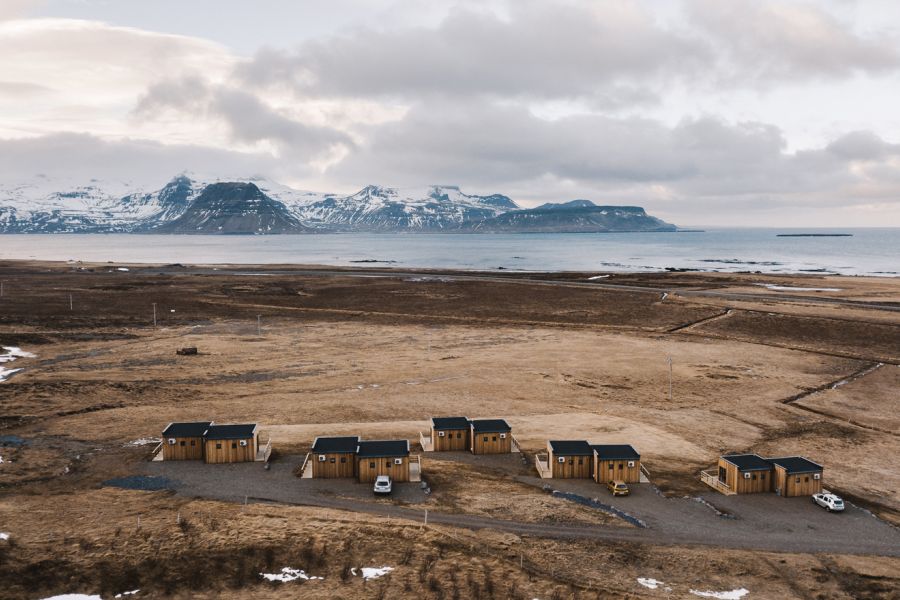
[431,426,469,451]
[594,458,641,484]
[718,458,772,494]
[470,427,512,454]
[311,451,356,478]
[162,436,205,461]
[547,443,592,478]
[204,434,257,464]
[356,456,410,483]
[774,465,823,497]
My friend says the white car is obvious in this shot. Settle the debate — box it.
[812,492,844,512]
[373,475,392,495]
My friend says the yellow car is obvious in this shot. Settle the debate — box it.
[607,480,630,496]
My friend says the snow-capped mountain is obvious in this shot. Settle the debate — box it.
[0,174,675,234]
[292,185,517,231]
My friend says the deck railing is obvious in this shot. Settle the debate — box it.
[409,454,422,482]
[419,431,433,452]
[298,452,312,478]
[534,453,552,479]
[256,438,272,462]
[510,434,522,453]
[150,441,164,461]
[700,470,736,495]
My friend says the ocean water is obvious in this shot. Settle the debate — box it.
[0,229,897,276]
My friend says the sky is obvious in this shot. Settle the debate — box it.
[1,0,900,226]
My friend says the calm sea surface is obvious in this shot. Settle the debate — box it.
[0,229,897,276]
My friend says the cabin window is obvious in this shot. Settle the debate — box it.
[190,440,195,446]
[577,458,583,465]
[568,458,573,465]
[492,436,497,442]
[760,473,765,480]
[618,464,624,470]
[216,443,222,449]
[609,464,614,470]
[180,441,186,446]
[330,457,336,463]
[796,477,801,483]
[483,436,488,442]
[804,476,809,482]
[340,457,347,463]
[386,461,392,468]
[369,461,375,468]
[231,442,237,449]
[456,432,462,438]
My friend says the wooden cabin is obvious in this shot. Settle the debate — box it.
[717,454,773,494]
[769,457,823,497]
[592,444,641,484]
[469,419,512,454]
[161,421,211,461]
[203,424,259,464]
[310,436,359,478]
[356,440,411,483]
[547,440,594,479]
[430,417,471,451]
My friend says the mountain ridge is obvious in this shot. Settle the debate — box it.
[0,175,676,234]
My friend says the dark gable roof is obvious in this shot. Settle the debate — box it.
[204,424,257,440]
[163,421,212,437]
[311,436,359,453]
[768,456,823,474]
[357,440,410,458]
[592,444,640,460]
[721,453,772,471]
[432,416,471,430]
[470,419,511,433]
[549,440,593,455]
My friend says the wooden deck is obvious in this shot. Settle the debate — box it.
[534,453,552,479]
[255,438,272,462]
[419,431,434,452]
[700,470,736,495]
[410,455,422,482]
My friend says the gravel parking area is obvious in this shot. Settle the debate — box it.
[143,453,428,505]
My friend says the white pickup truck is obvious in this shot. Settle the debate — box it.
[812,492,844,512]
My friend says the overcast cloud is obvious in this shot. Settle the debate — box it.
[2,0,900,226]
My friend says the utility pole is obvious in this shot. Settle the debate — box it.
[666,355,673,401]
[152,303,157,328]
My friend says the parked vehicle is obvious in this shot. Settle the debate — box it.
[373,475,392,495]
[812,492,844,512]
[607,480,630,496]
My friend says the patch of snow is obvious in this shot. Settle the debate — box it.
[125,438,160,447]
[114,590,140,598]
[40,595,102,600]
[260,567,323,582]
[0,532,9,540]
[690,588,749,599]
[637,577,664,589]
[116,267,130,272]
[360,566,394,580]
[756,284,841,292]
[0,455,4,464]
[0,367,23,382]
[587,275,610,280]
[0,346,37,360]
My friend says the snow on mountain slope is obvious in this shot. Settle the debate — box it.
[292,185,518,231]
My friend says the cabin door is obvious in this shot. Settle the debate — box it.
[718,466,727,483]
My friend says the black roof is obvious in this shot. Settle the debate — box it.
[357,440,410,458]
[592,444,640,460]
[204,424,257,440]
[721,453,772,471]
[162,421,212,437]
[470,419,511,433]
[311,436,359,453]
[768,456,822,474]
[549,440,593,455]
[431,416,471,430]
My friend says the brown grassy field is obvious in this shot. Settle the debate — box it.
[1,261,899,598]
